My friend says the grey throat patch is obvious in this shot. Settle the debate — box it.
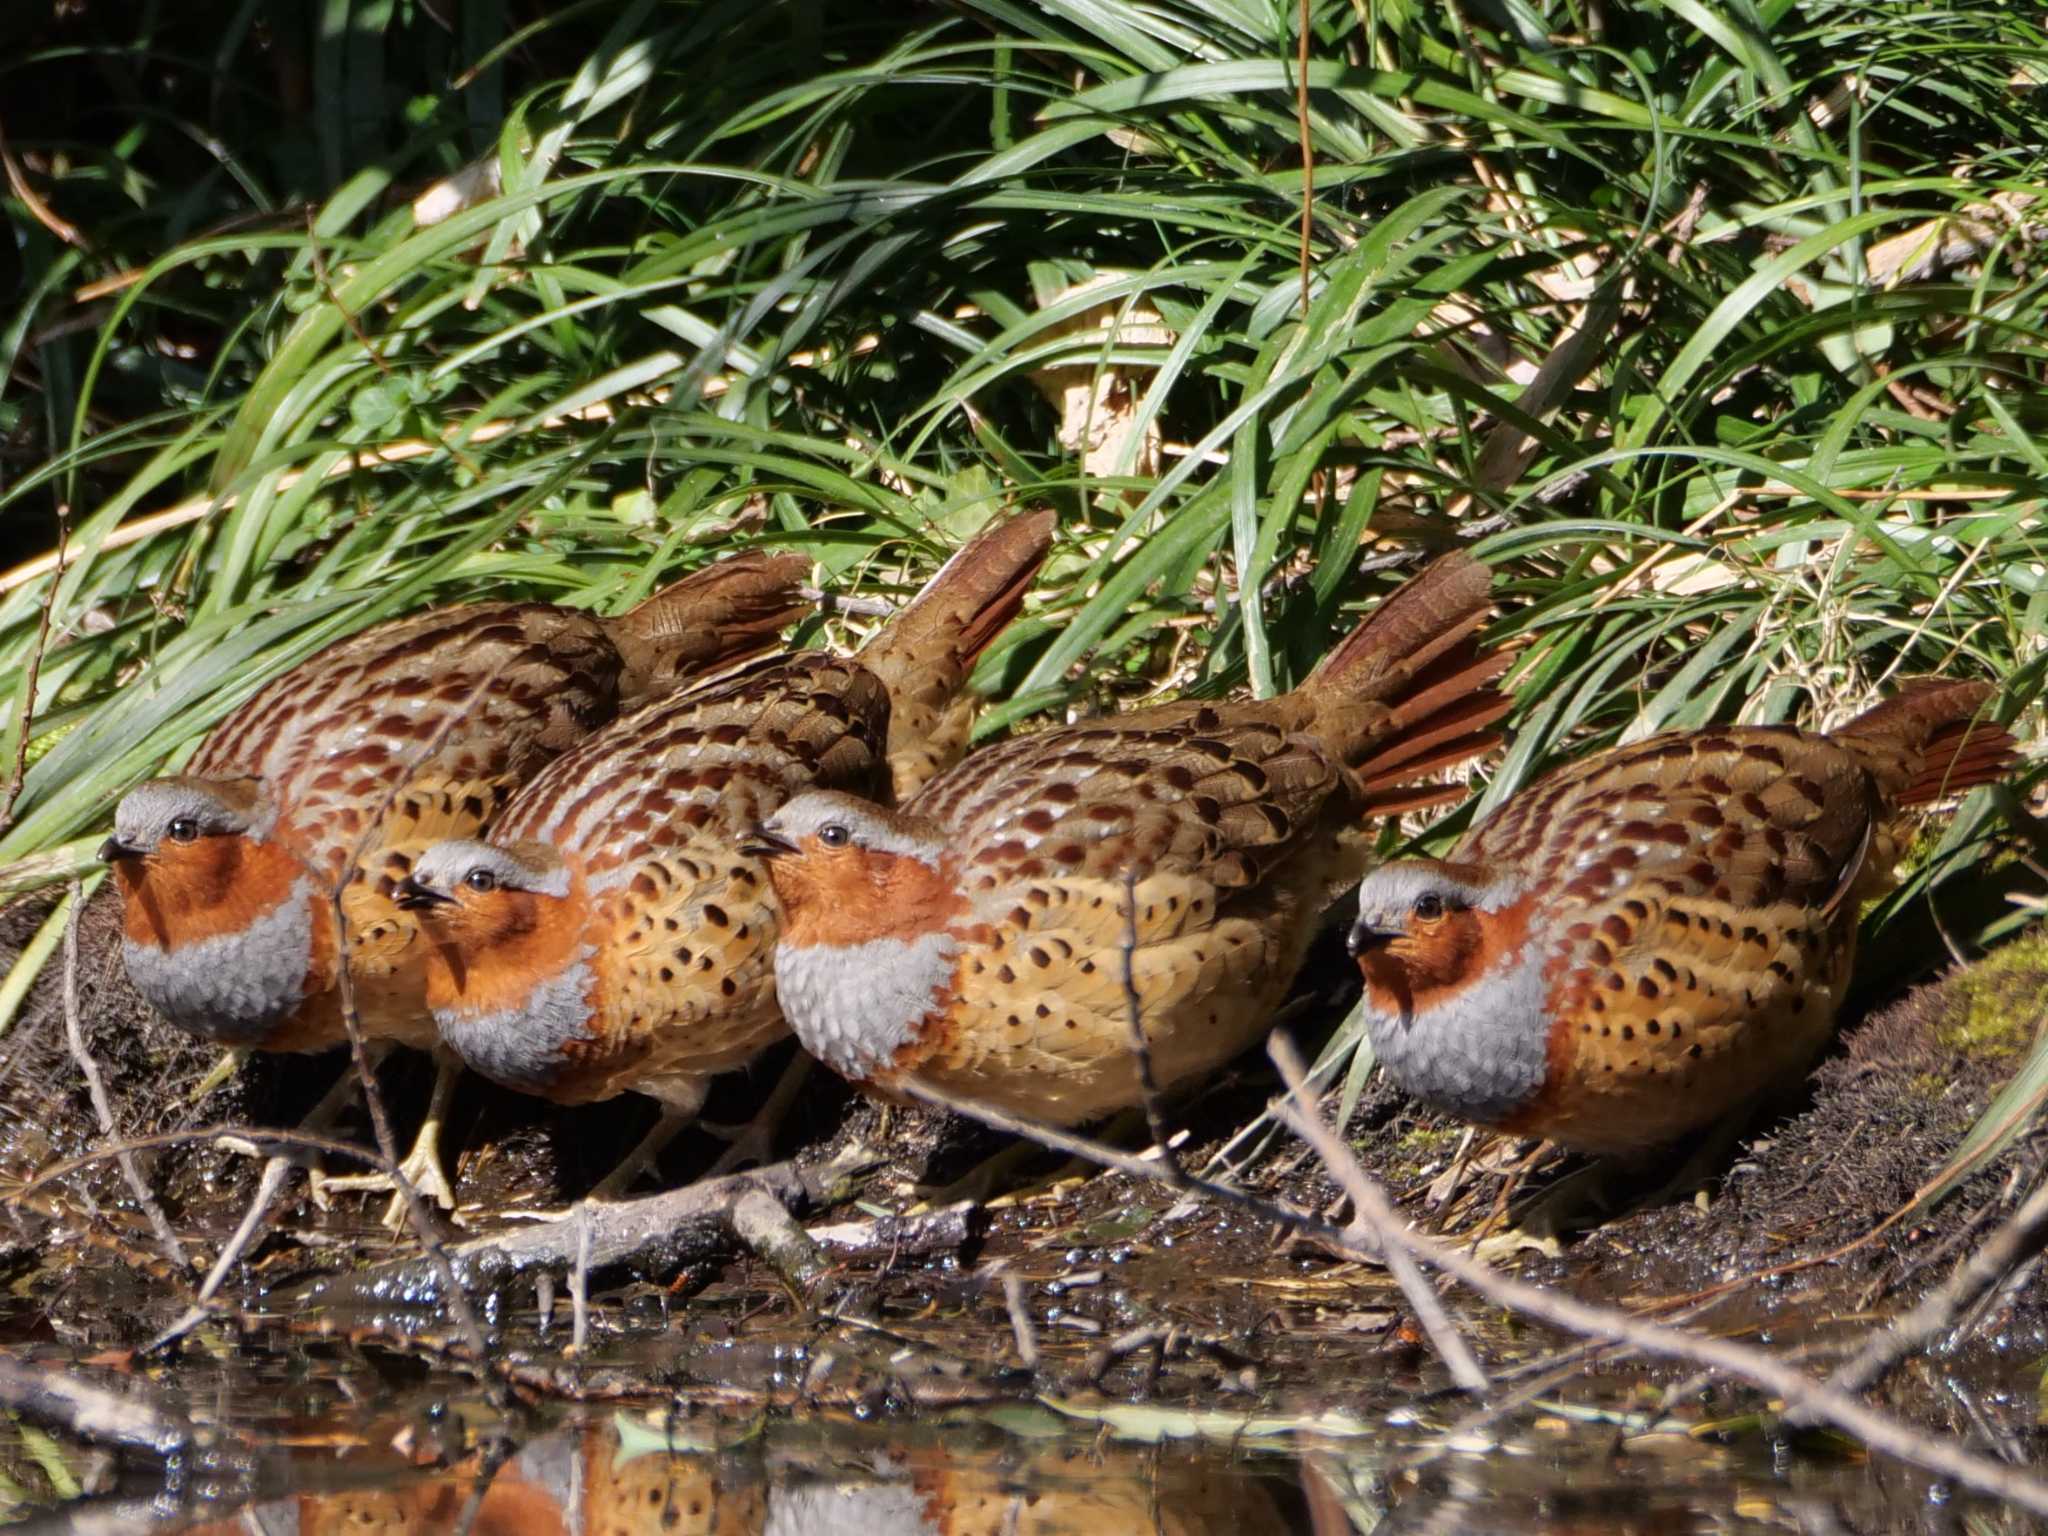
[433,956,596,1093]
[1365,932,1554,1127]
[122,877,317,1046]
[773,930,961,1080]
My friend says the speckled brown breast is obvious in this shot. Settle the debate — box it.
[487,652,894,1101]
[1461,727,1901,1151]
[877,701,1374,1124]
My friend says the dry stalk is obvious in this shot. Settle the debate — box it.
[60,882,187,1272]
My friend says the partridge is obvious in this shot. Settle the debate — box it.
[1348,680,2018,1156]
[98,550,808,1208]
[393,509,1056,1193]
[749,553,1510,1127]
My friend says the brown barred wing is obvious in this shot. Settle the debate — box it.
[191,603,625,883]
[913,700,1346,896]
[489,651,892,875]
[1455,726,1883,917]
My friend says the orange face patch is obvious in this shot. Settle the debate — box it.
[765,841,966,947]
[115,834,306,952]
[416,876,590,1017]
[1358,895,1536,1016]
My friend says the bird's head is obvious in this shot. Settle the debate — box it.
[744,791,956,945]
[397,838,571,937]
[101,776,275,868]
[1347,860,1526,1003]
[394,837,583,1019]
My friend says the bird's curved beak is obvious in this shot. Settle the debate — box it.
[741,826,797,860]
[1346,917,1399,958]
[394,877,453,912]
[97,836,139,864]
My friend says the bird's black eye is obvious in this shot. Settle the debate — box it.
[1413,893,1445,920]
[167,817,200,844]
[817,823,850,849]
[465,869,498,893]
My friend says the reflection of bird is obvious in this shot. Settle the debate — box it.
[581,1431,767,1535]
[1348,681,2017,1155]
[395,512,1055,1194]
[751,554,1508,1125]
[768,1441,1292,1536]
[98,552,807,1213]
[292,1475,570,1536]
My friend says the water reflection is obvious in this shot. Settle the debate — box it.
[20,1404,2037,1536]
[116,1417,1291,1536]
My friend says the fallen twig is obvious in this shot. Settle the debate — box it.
[730,1184,832,1297]
[805,1200,974,1260]
[1001,1270,1040,1370]
[1267,1035,1490,1394]
[146,1057,387,1352]
[0,1354,206,1457]
[59,882,187,1272]
[1259,1038,2048,1517]
[301,1161,829,1303]
[1118,868,1179,1177]
[898,1054,2048,1515]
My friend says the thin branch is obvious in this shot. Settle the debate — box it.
[146,1061,379,1352]
[900,1063,2048,1516]
[304,1162,819,1302]
[1118,867,1178,1175]
[14,1123,392,1202]
[0,1355,201,1458]
[1808,1166,2048,1414]
[1267,1035,1489,1393]
[569,1204,592,1356]
[1257,1039,2048,1517]
[1001,1270,1040,1370]
[60,882,187,1271]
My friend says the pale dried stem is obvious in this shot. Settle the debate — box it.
[1001,1271,1040,1370]
[1258,1038,2048,1516]
[60,882,187,1272]
[1118,867,1178,1175]
[0,1355,201,1458]
[1266,1035,1490,1394]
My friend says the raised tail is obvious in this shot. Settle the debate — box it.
[605,549,812,702]
[1297,552,1514,817]
[857,507,1058,798]
[1837,679,2017,808]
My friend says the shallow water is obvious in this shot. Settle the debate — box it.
[5,1335,2036,1536]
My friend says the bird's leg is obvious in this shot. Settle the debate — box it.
[700,1052,813,1178]
[318,1047,462,1223]
[588,1079,709,1200]
[378,1049,461,1229]
[188,1046,250,1105]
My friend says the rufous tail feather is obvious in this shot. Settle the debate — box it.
[1296,553,1512,802]
[606,550,812,701]
[1838,679,2017,808]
